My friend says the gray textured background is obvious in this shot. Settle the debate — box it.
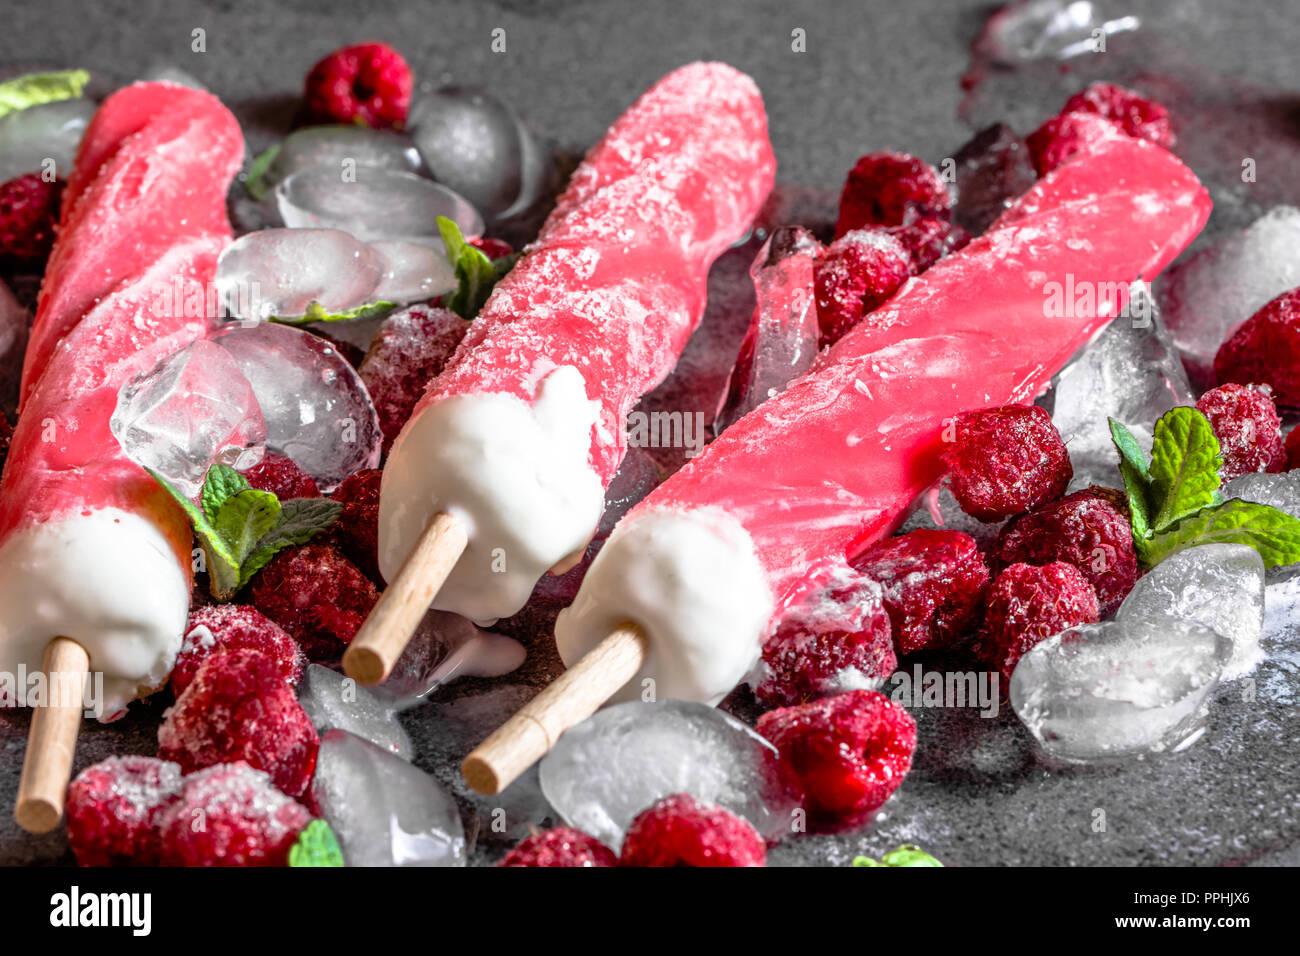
[2,0,1299,866]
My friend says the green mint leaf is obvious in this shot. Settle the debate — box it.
[0,70,90,120]
[272,299,397,325]
[852,845,943,867]
[146,467,242,599]
[288,819,345,867]
[1146,498,1300,568]
[243,144,281,201]
[1108,417,1153,543]
[437,215,513,319]
[238,497,342,588]
[214,489,282,566]
[200,463,251,524]
[1147,407,1222,531]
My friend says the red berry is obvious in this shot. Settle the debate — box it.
[1286,426,1300,471]
[156,762,312,867]
[0,413,11,476]
[981,562,1099,684]
[1026,111,1127,176]
[852,529,990,654]
[888,215,970,272]
[240,451,320,499]
[1196,383,1286,481]
[620,794,766,867]
[834,152,951,238]
[172,604,304,697]
[991,487,1138,615]
[757,690,916,826]
[942,404,1072,521]
[327,468,383,582]
[0,174,62,270]
[158,649,320,799]
[1062,83,1174,149]
[65,756,183,866]
[249,543,379,661]
[1214,288,1300,407]
[469,236,514,260]
[303,42,413,130]
[359,305,469,453]
[813,228,913,346]
[499,827,618,867]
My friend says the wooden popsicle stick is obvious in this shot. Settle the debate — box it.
[462,622,648,795]
[343,511,469,686]
[15,637,90,834]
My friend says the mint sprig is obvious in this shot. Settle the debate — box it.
[288,819,345,867]
[853,845,943,867]
[149,463,341,600]
[271,299,397,326]
[436,215,518,320]
[0,69,90,120]
[243,143,282,201]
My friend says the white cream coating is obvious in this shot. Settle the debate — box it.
[555,507,773,705]
[378,365,605,624]
[0,508,190,718]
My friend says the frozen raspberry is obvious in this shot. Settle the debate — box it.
[239,451,320,499]
[1196,383,1286,480]
[888,215,970,272]
[834,152,951,238]
[991,487,1138,615]
[303,42,413,129]
[156,762,313,867]
[171,604,305,697]
[1286,426,1300,471]
[359,304,469,452]
[813,228,913,346]
[757,690,916,826]
[982,561,1099,684]
[65,756,183,867]
[250,543,379,660]
[1026,111,1128,176]
[158,649,319,799]
[1062,83,1174,149]
[942,404,1072,521]
[499,827,618,867]
[327,468,382,582]
[470,236,513,260]
[1214,288,1300,407]
[0,174,62,271]
[852,529,990,654]
[620,795,766,867]
[756,572,896,708]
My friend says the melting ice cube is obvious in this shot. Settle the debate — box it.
[369,239,458,304]
[1224,470,1300,519]
[374,609,525,702]
[138,64,207,90]
[0,98,95,182]
[261,125,422,197]
[976,0,1140,65]
[298,664,413,760]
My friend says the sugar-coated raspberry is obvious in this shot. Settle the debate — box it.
[991,487,1138,615]
[834,152,951,238]
[65,756,183,867]
[303,42,413,130]
[1196,383,1286,481]
[499,827,619,867]
[327,468,382,582]
[1026,111,1127,176]
[171,604,305,697]
[888,215,970,272]
[757,690,916,826]
[240,451,320,499]
[1214,288,1300,407]
[620,795,766,867]
[0,174,62,270]
[982,561,1099,684]
[249,543,379,661]
[469,236,514,260]
[156,762,313,867]
[813,228,913,346]
[1062,83,1174,149]
[852,529,990,655]
[1286,426,1300,471]
[158,649,319,799]
[358,304,469,452]
[942,404,1072,521]
[756,572,896,708]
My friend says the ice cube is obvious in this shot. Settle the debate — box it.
[538,699,799,850]
[275,166,483,242]
[1010,617,1231,763]
[950,123,1038,236]
[311,729,465,866]
[261,125,422,198]
[409,87,548,220]
[111,338,266,497]
[0,98,95,182]
[714,226,820,435]
[374,610,525,702]
[0,278,29,417]
[1116,543,1265,680]
[369,239,457,304]
[1223,470,1300,519]
[975,0,1140,65]
[210,322,381,492]
[1050,282,1193,490]
[138,64,207,90]
[298,664,413,760]
[1157,206,1300,386]
[215,228,384,321]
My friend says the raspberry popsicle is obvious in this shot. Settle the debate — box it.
[0,83,243,832]
[465,135,1211,793]
[346,63,775,683]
